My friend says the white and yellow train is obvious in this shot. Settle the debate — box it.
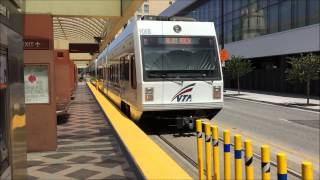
[91,16,224,128]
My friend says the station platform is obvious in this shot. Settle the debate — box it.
[27,83,137,179]
[27,82,191,180]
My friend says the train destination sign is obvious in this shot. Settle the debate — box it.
[24,39,49,50]
[24,65,49,104]
[143,37,214,46]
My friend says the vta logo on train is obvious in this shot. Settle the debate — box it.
[171,83,195,102]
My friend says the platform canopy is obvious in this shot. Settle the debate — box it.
[25,0,143,51]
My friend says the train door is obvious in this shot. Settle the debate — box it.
[128,55,138,119]
[130,55,137,90]
[120,56,129,99]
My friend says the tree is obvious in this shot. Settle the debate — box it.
[224,56,253,94]
[286,53,320,104]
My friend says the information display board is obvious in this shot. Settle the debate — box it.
[24,65,49,104]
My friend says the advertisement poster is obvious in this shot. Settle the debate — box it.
[0,54,7,89]
[24,65,49,104]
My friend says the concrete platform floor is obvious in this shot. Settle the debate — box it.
[27,84,137,180]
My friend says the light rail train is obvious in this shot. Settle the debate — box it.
[92,16,223,128]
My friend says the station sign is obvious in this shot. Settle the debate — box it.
[69,43,99,53]
[24,39,50,50]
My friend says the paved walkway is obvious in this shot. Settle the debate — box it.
[27,83,137,180]
[225,89,319,111]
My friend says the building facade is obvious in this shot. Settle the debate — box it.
[132,0,175,20]
[161,0,320,96]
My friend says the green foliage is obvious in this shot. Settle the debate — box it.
[286,53,320,83]
[224,56,253,79]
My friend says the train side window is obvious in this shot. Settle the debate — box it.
[117,64,120,83]
[110,65,114,82]
[105,67,107,80]
[120,56,129,81]
[123,56,129,81]
[124,61,129,81]
[115,64,120,83]
[120,57,124,80]
[130,56,137,89]
[107,67,110,81]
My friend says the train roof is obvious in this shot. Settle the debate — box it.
[96,16,216,63]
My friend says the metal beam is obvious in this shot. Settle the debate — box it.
[25,0,121,17]
[54,21,100,37]
[100,0,144,51]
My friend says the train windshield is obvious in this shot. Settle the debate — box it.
[141,36,221,81]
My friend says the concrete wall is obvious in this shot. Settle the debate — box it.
[225,24,320,58]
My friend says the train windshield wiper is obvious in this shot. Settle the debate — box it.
[179,73,213,85]
[147,72,163,78]
[148,72,182,85]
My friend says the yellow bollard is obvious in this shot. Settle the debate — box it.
[223,130,231,180]
[234,134,242,180]
[261,145,270,180]
[196,120,204,180]
[244,140,254,180]
[204,123,212,180]
[277,153,287,180]
[211,125,220,180]
[302,161,313,180]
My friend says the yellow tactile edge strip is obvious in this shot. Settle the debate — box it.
[87,82,192,180]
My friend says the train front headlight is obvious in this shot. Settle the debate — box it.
[145,87,154,101]
[213,86,221,99]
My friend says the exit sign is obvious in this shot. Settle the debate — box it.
[24,39,50,50]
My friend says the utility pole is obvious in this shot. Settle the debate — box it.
[220,0,224,49]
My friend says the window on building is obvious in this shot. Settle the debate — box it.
[226,0,232,14]
[233,0,241,19]
[258,0,268,9]
[207,1,213,20]
[268,4,279,33]
[233,17,241,41]
[241,0,248,8]
[258,8,268,35]
[213,0,220,20]
[203,3,209,21]
[137,7,142,13]
[269,0,279,6]
[308,0,320,24]
[279,0,292,31]
[292,0,306,28]
[225,20,233,43]
[144,4,149,14]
